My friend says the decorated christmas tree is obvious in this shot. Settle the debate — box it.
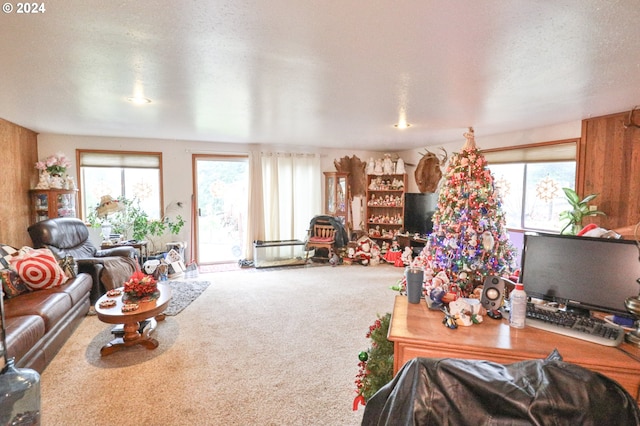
[415,128,516,294]
[353,313,393,410]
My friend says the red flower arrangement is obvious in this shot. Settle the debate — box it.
[123,270,158,299]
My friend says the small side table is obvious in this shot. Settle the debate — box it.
[101,241,149,265]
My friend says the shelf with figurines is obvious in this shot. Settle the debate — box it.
[367,225,400,241]
[367,194,403,208]
[368,213,403,225]
[364,153,408,245]
[367,176,405,192]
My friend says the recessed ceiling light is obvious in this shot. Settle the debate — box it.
[394,122,411,129]
[127,96,151,105]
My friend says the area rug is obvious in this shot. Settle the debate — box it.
[162,280,211,316]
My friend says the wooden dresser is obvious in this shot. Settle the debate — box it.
[388,295,640,403]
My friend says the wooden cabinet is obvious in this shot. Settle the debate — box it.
[323,172,350,230]
[365,173,406,242]
[30,189,78,223]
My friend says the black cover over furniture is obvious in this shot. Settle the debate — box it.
[362,355,640,426]
[306,215,349,247]
[28,218,138,304]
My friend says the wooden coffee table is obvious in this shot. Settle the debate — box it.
[95,283,172,356]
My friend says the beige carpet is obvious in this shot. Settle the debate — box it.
[40,263,404,425]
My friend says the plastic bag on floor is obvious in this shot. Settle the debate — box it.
[185,261,199,278]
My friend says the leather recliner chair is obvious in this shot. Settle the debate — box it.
[28,217,139,304]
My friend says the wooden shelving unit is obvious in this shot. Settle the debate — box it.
[365,173,406,244]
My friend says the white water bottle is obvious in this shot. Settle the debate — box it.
[509,283,527,329]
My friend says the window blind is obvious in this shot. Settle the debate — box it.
[482,141,577,164]
[79,151,161,168]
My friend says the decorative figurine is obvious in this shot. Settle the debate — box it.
[441,307,458,329]
[374,158,383,175]
[65,175,77,190]
[382,153,394,175]
[35,171,50,189]
[49,174,64,189]
[367,157,376,175]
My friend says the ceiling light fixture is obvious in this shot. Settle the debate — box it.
[395,106,410,129]
[127,96,151,105]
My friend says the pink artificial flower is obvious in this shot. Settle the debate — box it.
[35,152,71,175]
[56,152,71,168]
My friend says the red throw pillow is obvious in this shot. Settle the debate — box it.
[10,248,68,290]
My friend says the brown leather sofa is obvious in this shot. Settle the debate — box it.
[3,272,92,373]
[28,218,138,304]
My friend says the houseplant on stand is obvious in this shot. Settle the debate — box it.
[559,188,606,235]
[89,197,185,254]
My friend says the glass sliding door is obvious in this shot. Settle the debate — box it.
[193,155,249,264]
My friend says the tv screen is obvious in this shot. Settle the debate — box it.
[404,193,438,237]
[520,232,640,317]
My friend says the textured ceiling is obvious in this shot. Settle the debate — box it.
[1,0,639,150]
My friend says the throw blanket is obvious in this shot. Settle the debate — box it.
[99,256,139,290]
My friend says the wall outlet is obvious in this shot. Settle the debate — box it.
[589,205,598,211]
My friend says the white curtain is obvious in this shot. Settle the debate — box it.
[244,150,265,260]
[261,153,322,242]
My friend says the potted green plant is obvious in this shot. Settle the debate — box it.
[88,197,185,248]
[559,188,606,235]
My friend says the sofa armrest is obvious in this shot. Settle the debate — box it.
[95,246,137,258]
[76,260,105,304]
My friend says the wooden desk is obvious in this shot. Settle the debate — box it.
[388,295,640,403]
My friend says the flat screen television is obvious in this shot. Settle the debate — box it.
[519,232,640,318]
[404,193,438,237]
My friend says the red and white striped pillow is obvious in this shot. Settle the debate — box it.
[10,247,68,290]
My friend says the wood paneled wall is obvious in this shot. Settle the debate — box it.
[579,111,640,230]
[0,118,38,247]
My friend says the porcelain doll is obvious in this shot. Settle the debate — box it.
[35,171,50,189]
[382,154,394,175]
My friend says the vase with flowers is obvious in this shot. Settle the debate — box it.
[122,270,159,303]
[35,152,71,189]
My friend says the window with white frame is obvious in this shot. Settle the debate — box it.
[484,140,578,232]
[78,150,163,220]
